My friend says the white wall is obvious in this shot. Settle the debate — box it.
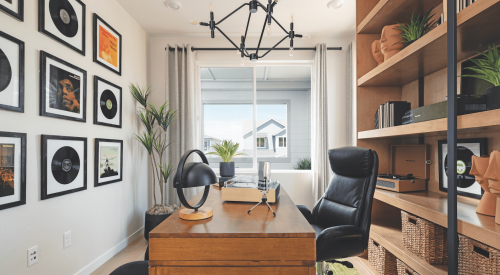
[150,34,354,210]
[0,1,150,274]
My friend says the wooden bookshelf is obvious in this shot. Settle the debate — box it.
[358,109,500,139]
[358,0,500,87]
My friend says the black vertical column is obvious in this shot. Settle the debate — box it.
[447,0,458,274]
[418,77,425,145]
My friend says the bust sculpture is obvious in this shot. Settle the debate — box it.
[484,151,500,224]
[380,24,405,61]
[371,40,384,66]
[471,155,496,216]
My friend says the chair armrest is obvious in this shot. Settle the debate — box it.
[316,225,365,262]
[296,204,315,224]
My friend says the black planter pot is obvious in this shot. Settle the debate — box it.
[486,86,500,110]
[144,212,171,241]
[220,162,235,177]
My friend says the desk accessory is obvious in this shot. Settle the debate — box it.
[249,161,276,216]
[484,151,500,224]
[221,176,280,203]
[470,155,496,216]
[173,150,217,221]
[376,145,430,192]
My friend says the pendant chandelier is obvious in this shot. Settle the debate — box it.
[189,0,311,65]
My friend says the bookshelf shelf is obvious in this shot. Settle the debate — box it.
[358,0,500,87]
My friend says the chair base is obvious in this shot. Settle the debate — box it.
[316,260,354,275]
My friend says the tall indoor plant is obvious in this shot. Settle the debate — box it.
[460,44,500,110]
[130,84,179,240]
[206,140,246,177]
[396,7,436,47]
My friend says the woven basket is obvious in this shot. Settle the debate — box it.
[368,238,398,275]
[401,211,448,264]
[458,234,500,274]
[397,259,420,275]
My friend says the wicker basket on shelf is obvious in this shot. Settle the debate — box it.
[458,234,500,274]
[368,238,398,275]
[401,211,448,264]
[397,259,420,275]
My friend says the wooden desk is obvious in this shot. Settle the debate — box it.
[149,185,317,275]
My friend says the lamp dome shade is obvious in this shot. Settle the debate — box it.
[175,162,217,188]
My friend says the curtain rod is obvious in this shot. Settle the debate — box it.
[165,46,342,52]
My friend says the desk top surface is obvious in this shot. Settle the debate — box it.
[150,185,316,238]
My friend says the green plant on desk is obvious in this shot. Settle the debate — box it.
[206,139,247,162]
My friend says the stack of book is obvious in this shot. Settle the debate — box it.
[458,0,478,13]
[375,101,411,129]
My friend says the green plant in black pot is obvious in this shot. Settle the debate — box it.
[460,44,500,110]
[206,140,247,177]
[396,7,436,47]
[130,84,179,240]
[294,158,311,170]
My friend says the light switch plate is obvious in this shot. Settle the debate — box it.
[64,231,71,248]
[28,246,38,266]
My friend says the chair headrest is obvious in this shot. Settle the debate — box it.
[328,147,375,178]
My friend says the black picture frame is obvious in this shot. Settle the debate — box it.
[39,50,87,122]
[0,131,26,211]
[93,14,122,75]
[94,138,123,187]
[93,76,122,128]
[38,0,86,55]
[0,0,23,21]
[41,134,87,200]
[0,30,24,113]
[438,138,488,199]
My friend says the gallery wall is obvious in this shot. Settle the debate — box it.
[149,35,355,209]
[0,0,150,274]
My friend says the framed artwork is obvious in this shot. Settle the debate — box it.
[94,139,123,187]
[439,138,488,199]
[0,0,23,21]
[41,135,87,200]
[94,76,122,128]
[0,131,26,211]
[40,50,86,122]
[38,0,86,55]
[0,30,24,113]
[93,14,122,75]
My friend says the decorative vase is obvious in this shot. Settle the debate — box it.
[144,212,171,241]
[371,40,384,66]
[380,24,405,61]
[484,151,500,224]
[486,86,500,110]
[220,162,235,177]
[471,155,496,216]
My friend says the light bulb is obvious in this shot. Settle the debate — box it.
[291,13,294,23]
[241,57,245,67]
[209,2,213,12]
[189,20,199,25]
[302,34,312,39]
[327,0,344,9]
[267,24,272,37]
[237,48,241,55]
[289,47,294,57]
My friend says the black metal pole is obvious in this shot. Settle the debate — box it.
[447,0,458,273]
[418,77,425,145]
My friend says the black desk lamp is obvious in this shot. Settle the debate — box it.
[173,150,217,220]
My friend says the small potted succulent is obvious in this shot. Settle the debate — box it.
[460,44,500,110]
[206,140,246,177]
[396,7,436,47]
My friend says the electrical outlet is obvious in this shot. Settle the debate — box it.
[64,231,71,248]
[27,246,38,266]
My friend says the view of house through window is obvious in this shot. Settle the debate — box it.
[201,66,311,170]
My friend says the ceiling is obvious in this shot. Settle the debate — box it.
[117,0,355,37]
[200,66,311,81]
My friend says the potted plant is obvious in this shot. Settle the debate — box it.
[206,140,246,177]
[130,84,179,241]
[460,44,500,110]
[396,7,436,47]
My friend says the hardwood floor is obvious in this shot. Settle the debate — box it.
[90,236,148,275]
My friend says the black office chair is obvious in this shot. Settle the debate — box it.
[297,146,378,274]
[109,246,150,275]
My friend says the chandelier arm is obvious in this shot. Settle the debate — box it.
[255,16,269,55]
[256,1,268,12]
[271,16,289,34]
[259,35,289,58]
[216,3,249,26]
[215,26,248,57]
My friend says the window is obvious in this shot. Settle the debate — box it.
[201,66,311,170]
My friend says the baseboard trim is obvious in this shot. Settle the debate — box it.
[74,226,144,275]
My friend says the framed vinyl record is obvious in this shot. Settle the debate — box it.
[0,131,26,211]
[439,138,488,199]
[38,0,85,55]
[40,50,86,122]
[95,139,123,187]
[0,0,23,21]
[41,135,87,200]
[93,14,122,75]
[94,76,122,128]
[0,30,24,113]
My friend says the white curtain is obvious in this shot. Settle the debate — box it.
[165,44,201,205]
[346,42,356,146]
[312,43,330,201]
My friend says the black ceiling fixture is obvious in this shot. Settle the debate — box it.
[190,0,311,65]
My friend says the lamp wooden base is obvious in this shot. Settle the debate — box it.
[179,207,213,221]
